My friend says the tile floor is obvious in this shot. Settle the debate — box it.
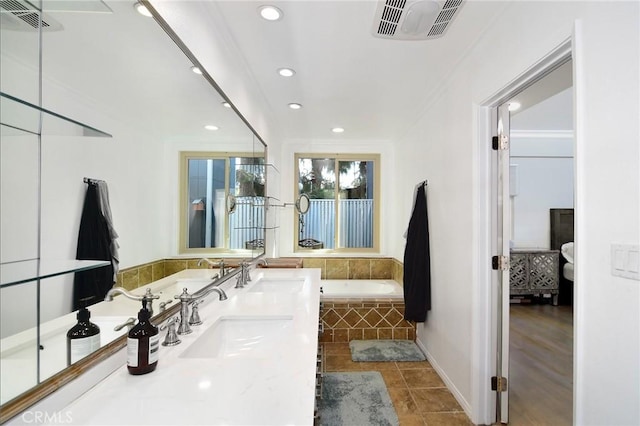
[322,342,473,426]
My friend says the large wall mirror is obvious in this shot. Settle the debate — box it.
[0,0,266,414]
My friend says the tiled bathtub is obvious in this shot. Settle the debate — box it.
[320,279,415,342]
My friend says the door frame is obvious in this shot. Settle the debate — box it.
[476,38,573,423]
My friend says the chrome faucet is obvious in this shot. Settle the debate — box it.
[175,288,195,335]
[113,317,136,332]
[197,286,228,301]
[218,259,229,277]
[197,258,216,267]
[160,316,181,346]
[104,287,160,316]
[235,262,251,288]
[174,286,228,334]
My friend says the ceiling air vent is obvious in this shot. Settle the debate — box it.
[371,0,464,40]
[0,0,63,31]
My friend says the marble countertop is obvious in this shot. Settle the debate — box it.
[44,268,321,425]
[0,268,222,405]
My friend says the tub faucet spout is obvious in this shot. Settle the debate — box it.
[197,258,216,267]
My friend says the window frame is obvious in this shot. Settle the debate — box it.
[294,153,381,254]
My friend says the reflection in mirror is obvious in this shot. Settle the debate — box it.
[296,193,311,215]
[227,193,237,215]
[180,153,265,252]
[0,0,266,412]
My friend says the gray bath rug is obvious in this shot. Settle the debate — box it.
[318,371,399,426]
[350,339,426,362]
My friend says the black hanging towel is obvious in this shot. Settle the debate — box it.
[73,183,114,310]
[403,183,431,322]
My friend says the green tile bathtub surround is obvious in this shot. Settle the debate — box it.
[138,264,153,287]
[122,269,139,291]
[151,261,165,282]
[164,259,188,276]
[348,259,371,279]
[326,258,349,279]
[371,258,393,279]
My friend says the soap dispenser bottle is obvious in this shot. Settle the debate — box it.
[66,304,101,366]
[127,300,160,375]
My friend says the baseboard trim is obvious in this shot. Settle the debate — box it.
[414,337,474,422]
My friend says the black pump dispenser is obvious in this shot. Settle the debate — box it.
[127,299,159,375]
[66,301,101,366]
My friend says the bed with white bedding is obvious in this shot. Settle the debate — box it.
[561,242,574,282]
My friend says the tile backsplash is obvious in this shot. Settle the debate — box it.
[117,257,404,290]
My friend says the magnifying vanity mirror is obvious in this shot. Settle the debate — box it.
[269,193,311,215]
[296,193,311,215]
[0,0,266,415]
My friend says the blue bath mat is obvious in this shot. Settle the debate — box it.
[350,339,426,362]
[318,371,399,426]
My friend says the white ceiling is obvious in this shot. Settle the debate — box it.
[207,0,511,141]
[3,0,571,144]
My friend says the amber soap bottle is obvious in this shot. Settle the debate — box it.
[127,301,159,375]
[66,306,101,366]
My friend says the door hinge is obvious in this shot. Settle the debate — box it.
[492,135,509,150]
[492,255,509,271]
[491,376,508,392]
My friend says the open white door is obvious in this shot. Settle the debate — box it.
[495,102,511,423]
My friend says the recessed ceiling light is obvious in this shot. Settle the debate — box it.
[288,103,302,110]
[331,127,345,133]
[134,2,152,17]
[278,68,295,77]
[222,102,231,108]
[508,102,521,112]
[259,5,282,21]
[204,125,219,131]
[191,66,203,75]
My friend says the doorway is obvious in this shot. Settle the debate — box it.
[505,60,574,425]
[484,42,575,424]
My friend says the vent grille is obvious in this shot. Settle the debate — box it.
[372,0,465,40]
[377,0,406,36]
[427,0,463,37]
[0,0,51,29]
[0,0,65,31]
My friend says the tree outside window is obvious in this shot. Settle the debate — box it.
[295,154,379,251]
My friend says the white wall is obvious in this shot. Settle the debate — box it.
[392,2,638,425]
[510,132,574,249]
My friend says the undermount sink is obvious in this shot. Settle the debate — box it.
[248,279,305,294]
[179,315,293,359]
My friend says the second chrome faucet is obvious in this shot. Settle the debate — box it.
[174,286,228,335]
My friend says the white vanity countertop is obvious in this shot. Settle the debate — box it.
[48,268,321,426]
[0,268,222,405]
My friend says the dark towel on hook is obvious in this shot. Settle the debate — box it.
[73,183,114,311]
[403,184,431,322]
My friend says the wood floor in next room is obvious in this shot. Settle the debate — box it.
[322,342,472,426]
[508,304,573,426]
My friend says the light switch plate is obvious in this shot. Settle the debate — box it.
[611,244,640,280]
